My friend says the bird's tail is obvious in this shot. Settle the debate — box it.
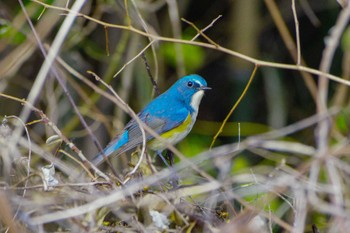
[91,130,129,166]
[91,152,106,166]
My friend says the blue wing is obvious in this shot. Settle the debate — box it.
[92,102,189,165]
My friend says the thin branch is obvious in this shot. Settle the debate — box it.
[104,26,110,56]
[141,52,160,96]
[0,181,110,191]
[292,0,301,65]
[210,65,258,149]
[181,18,219,47]
[299,0,321,27]
[191,15,222,41]
[113,40,155,78]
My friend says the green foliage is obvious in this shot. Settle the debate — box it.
[335,110,349,134]
[178,134,211,157]
[81,39,108,60]
[231,156,250,173]
[160,34,205,73]
[0,19,26,44]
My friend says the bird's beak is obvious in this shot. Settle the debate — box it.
[199,86,212,91]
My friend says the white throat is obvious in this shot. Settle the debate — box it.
[190,90,205,113]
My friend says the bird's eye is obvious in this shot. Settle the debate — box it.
[187,81,193,87]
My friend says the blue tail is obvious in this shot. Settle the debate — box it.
[91,130,129,165]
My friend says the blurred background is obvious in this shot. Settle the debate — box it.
[1,0,346,156]
[0,0,349,173]
[1,0,350,232]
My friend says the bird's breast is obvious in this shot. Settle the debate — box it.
[190,90,205,113]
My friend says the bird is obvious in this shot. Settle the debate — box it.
[92,74,210,166]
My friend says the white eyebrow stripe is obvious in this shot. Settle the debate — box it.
[194,80,202,86]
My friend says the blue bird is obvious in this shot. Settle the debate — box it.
[92,74,210,166]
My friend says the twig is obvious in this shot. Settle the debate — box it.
[191,15,222,41]
[299,0,321,27]
[104,26,110,56]
[113,40,155,78]
[291,183,307,233]
[181,18,219,47]
[141,52,160,96]
[291,0,301,65]
[124,0,131,27]
[210,65,258,149]
[237,122,240,150]
[59,150,95,179]
[0,181,111,191]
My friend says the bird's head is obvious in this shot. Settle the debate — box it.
[172,74,211,112]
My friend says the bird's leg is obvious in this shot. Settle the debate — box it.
[156,150,170,167]
[155,150,179,188]
[165,150,174,166]
[166,150,179,188]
